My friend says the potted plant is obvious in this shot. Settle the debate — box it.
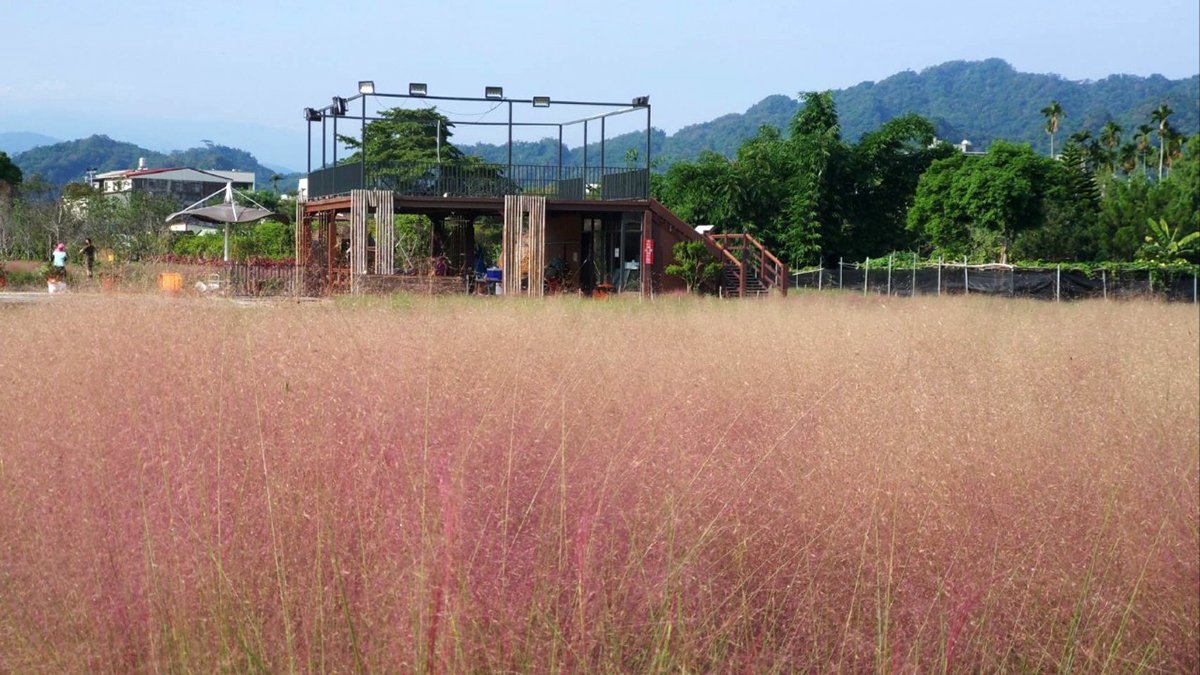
[544,257,568,294]
[42,263,67,293]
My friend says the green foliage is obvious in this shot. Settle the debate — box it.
[665,241,721,293]
[61,181,98,199]
[656,98,954,268]
[171,220,294,261]
[11,135,284,188]
[392,214,433,272]
[1138,217,1200,265]
[338,107,512,194]
[907,142,1056,261]
[0,151,22,187]
[652,152,741,230]
[338,108,462,168]
[1041,100,1065,155]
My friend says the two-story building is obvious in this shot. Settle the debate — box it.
[92,162,254,206]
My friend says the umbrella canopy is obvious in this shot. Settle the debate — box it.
[166,202,273,225]
[166,183,272,225]
[165,183,275,261]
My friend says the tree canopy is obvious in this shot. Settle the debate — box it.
[0,151,21,188]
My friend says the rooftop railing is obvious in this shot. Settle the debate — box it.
[306,161,648,201]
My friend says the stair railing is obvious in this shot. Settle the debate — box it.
[709,233,788,296]
[648,200,745,294]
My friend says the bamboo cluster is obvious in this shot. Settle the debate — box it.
[502,195,546,297]
[349,190,396,293]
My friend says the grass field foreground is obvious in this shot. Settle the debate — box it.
[0,294,1196,672]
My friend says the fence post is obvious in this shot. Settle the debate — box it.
[963,256,969,296]
[1102,269,1107,300]
[864,257,870,296]
[937,256,942,297]
[1193,271,1197,304]
[912,252,917,298]
[838,257,843,290]
[817,264,823,291]
[1056,264,1061,302]
[886,254,893,296]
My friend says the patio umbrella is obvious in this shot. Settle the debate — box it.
[166,182,273,261]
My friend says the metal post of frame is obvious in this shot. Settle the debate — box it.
[332,113,338,166]
[600,116,606,187]
[507,100,513,180]
[558,125,563,185]
[306,120,312,175]
[321,115,327,169]
[864,257,869,296]
[645,105,652,198]
[361,96,367,189]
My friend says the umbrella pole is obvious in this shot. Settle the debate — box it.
[224,223,229,262]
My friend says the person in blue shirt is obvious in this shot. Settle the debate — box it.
[51,242,67,279]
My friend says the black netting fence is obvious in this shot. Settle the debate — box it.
[793,263,1199,302]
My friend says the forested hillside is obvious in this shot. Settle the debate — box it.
[12,136,292,188]
[9,59,1196,187]
[460,59,1198,166]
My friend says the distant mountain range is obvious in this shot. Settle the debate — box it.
[9,136,299,190]
[6,59,1197,187]
[461,59,1199,166]
[0,132,61,156]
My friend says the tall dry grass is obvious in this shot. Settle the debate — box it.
[0,293,1196,672]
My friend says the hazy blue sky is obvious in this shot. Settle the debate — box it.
[2,0,1197,169]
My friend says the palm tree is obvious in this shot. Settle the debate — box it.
[269,173,282,193]
[1134,124,1153,175]
[1099,121,1121,173]
[1118,143,1138,174]
[1163,123,1184,171]
[1041,101,1065,157]
[1150,103,1173,179]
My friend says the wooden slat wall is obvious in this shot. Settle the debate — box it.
[502,195,546,296]
[374,190,394,275]
[349,190,368,294]
[294,197,305,294]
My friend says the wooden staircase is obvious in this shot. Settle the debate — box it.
[710,233,787,297]
[647,200,788,297]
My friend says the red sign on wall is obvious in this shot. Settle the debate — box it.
[643,239,654,265]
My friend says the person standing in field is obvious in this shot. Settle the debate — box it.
[79,238,96,278]
[51,242,67,279]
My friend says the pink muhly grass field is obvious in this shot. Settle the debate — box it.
[0,293,1196,672]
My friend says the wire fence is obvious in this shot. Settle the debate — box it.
[792,257,1200,303]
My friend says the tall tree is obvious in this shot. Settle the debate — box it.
[1151,103,1173,179]
[782,91,846,265]
[907,142,1055,262]
[1041,101,1065,157]
[0,151,21,189]
[337,107,509,195]
[1134,124,1154,175]
[1099,121,1122,173]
